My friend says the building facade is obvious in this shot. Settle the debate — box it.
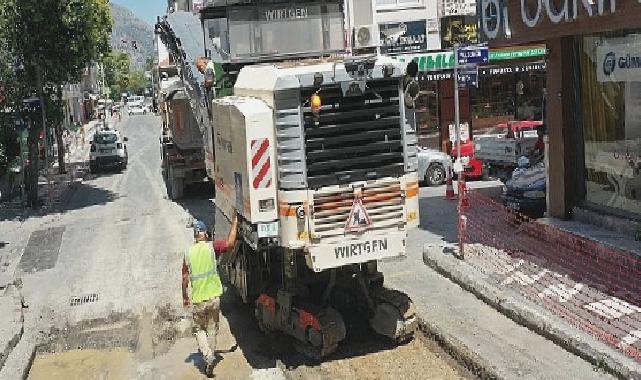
[480,0,641,227]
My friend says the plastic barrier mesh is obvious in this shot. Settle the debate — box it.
[459,189,641,362]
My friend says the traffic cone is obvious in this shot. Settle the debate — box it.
[445,168,457,201]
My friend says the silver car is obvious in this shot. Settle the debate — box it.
[417,147,453,186]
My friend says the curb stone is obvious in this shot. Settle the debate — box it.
[415,317,500,379]
[0,332,36,380]
[0,285,24,375]
[423,243,641,380]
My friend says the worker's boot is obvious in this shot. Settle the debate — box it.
[205,353,222,378]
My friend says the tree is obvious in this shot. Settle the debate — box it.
[2,0,112,205]
[128,70,151,95]
[102,51,151,98]
[103,51,131,99]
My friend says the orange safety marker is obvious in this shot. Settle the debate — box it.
[445,168,457,201]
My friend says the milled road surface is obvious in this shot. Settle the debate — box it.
[21,114,472,379]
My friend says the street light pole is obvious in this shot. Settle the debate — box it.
[453,45,461,175]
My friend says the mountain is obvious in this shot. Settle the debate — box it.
[110,3,155,71]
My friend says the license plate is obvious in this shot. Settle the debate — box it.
[257,221,279,238]
[100,148,113,153]
[309,231,405,271]
[506,201,520,211]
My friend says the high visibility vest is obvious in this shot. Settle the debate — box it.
[186,241,223,303]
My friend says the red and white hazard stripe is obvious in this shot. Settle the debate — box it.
[251,138,272,189]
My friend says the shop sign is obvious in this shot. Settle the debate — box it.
[263,6,309,21]
[489,47,546,61]
[479,0,639,43]
[458,69,479,88]
[416,61,545,81]
[397,52,455,71]
[379,21,427,54]
[449,122,470,142]
[444,0,477,16]
[441,16,478,49]
[457,46,489,65]
[478,61,546,76]
[597,43,641,82]
[419,71,453,81]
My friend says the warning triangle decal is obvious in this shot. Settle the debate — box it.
[345,197,372,232]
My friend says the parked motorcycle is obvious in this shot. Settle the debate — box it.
[502,155,546,218]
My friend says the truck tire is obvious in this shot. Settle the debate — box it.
[425,163,446,186]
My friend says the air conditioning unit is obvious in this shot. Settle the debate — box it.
[353,25,379,49]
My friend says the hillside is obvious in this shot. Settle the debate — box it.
[110,3,155,71]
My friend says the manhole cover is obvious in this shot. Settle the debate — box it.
[70,293,100,306]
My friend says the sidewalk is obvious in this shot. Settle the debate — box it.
[38,118,107,209]
[444,189,641,378]
[0,118,107,377]
[380,185,618,379]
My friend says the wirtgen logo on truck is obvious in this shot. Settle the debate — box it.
[334,239,389,259]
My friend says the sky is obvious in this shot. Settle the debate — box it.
[111,0,166,26]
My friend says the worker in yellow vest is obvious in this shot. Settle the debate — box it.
[182,216,237,376]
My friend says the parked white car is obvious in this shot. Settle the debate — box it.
[128,104,146,115]
[417,147,453,186]
[89,130,128,173]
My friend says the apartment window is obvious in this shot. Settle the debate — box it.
[376,0,422,8]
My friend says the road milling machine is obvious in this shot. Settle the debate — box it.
[156,0,421,357]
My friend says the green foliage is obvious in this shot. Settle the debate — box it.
[6,0,112,86]
[0,0,113,196]
[102,51,150,98]
[1,0,113,111]
[145,56,155,72]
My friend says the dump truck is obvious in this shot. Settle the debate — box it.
[155,32,208,199]
[158,75,207,199]
[156,1,420,357]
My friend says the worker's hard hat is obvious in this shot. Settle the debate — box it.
[193,220,207,234]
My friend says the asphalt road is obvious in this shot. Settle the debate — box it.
[20,114,471,379]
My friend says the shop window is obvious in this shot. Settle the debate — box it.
[469,67,545,131]
[578,30,641,216]
[415,79,440,149]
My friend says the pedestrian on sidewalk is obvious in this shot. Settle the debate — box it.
[182,214,238,377]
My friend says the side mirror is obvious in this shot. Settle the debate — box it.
[124,137,129,142]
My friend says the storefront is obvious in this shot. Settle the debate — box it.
[479,0,641,220]
[396,45,546,151]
